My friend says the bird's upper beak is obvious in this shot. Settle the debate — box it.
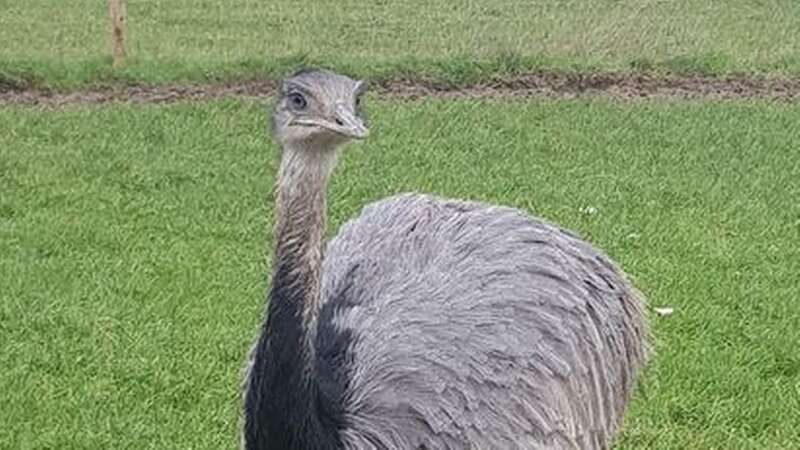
[328,104,369,139]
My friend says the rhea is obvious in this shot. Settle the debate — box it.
[242,69,648,449]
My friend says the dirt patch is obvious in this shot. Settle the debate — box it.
[2,72,799,106]
[0,80,280,107]
[373,72,800,101]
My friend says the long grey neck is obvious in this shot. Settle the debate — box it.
[257,144,337,431]
[243,143,340,448]
[271,146,336,336]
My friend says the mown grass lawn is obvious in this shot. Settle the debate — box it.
[1,99,799,448]
[2,0,800,88]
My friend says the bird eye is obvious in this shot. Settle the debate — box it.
[287,92,307,110]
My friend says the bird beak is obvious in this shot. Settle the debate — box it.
[327,104,369,139]
[291,105,369,140]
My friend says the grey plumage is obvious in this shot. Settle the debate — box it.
[242,69,648,450]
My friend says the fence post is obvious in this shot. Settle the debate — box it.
[108,0,126,69]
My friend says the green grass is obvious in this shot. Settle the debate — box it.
[1,98,799,448]
[2,0,800,88]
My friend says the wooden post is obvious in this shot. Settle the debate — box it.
[108,0,126,69]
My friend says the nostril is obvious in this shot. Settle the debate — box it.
[334,118,344,126]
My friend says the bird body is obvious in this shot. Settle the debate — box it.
[242,70,648,450]
[319,193,646,449]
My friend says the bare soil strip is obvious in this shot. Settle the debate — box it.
[2,72,799,106]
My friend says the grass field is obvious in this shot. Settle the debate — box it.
[1,0,800,88]
[2,2,800,447]
[1,99,799,448]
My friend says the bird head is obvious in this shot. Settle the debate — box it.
[271,69,369,152]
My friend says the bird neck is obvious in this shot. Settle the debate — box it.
[244,144,341,448]
[271,146,336,339]
[265,144,337,408]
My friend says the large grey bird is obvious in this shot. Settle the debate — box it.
[242,69,648,450]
